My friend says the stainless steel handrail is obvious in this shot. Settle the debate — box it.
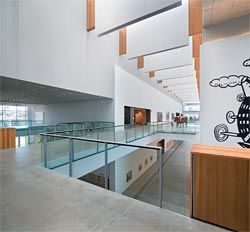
[40,133,162,150]
[43,121,171,135]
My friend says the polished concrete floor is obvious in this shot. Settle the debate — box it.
[0,134,227,231]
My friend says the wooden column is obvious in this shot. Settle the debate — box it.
[0,128,16,149]
[87,0,95,31]
[119,28,127,55]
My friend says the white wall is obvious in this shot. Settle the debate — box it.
[114,65,182,125]
[1,0,18,78]
[114,148,157,193]
[1,0,119,99]
[200,34,250,147]
[127,0,188,59]
[39,99,114,124]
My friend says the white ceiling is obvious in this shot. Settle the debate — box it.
[203,0,250,27]
[0,76,108,104]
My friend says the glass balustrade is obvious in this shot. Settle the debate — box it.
[40,134,164,208]
[40,131,191,216]
[14,120,198,148]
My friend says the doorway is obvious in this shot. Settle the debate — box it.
[124,106,151,125]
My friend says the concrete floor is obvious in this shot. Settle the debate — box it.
[0,135,227,231]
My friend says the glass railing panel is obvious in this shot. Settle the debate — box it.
[73,123,83,130]
[120,147,160,208]
[45,125,56,133]
[126,125,136,142]
[75,141,108,184]
[142,124,149,137]
[97,127,115,150]
[83,122,94,130]
[44,136,70,169]
[149,123,154,135]
[114,125,126,142]
[73,139,99,162]
[135,125,144,139]
[162,140,190,216]
[55,124,72,132]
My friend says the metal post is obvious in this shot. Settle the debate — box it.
[28,128,31,145]
[43,136,48,168]
[104,143,108,189]
[69,138,74,177]
[125,124,128,143]
[157,122,159,133]
[159,148,163,208]
[148,123,150,135]
[113,126,116,141]
[97,130,99,152]
[135,124,137,140]
[153,122,155,134]
[142,125,144,137]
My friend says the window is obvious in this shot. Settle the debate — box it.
[0,104,28,127]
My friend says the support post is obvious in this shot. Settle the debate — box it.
[28,128,31,145]
[135,124,137,140]
[105,143,108,189]
[69,138,74,177]
[125,125,128,143]
[43,136,48,168]
[159,148,164,208]
[97,130,99,152]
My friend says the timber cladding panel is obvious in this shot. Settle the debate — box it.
[0,128,16,149]
[191,144,250,231]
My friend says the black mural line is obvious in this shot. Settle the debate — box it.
[210,58,250,149]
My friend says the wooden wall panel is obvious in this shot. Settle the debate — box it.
[191,144,250,231]
[119,28,127,55]
[195,57,200,71]
[137,57,144,69]
[149,71,155,78]
[189,0,202,36]
[192,33,202,58]
[87,0,95,31]
[0,128,16,149]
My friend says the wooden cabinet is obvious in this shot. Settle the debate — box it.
[0,128,16,149]
[191,145,250,231]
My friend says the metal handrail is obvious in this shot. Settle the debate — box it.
[43,121,171,135]
[40,133,162,151]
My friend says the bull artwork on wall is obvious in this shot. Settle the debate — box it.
[209,58,250,148]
